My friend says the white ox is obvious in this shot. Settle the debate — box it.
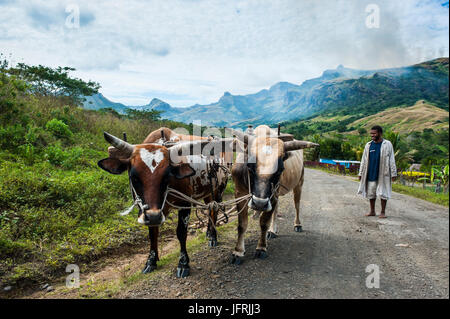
[227,125,318,263]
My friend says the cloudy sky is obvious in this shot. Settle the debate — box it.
[0,0,448,107]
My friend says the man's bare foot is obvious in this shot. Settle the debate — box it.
[365,212,376,217]
[379,213,387,218]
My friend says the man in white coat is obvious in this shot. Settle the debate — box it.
[358,125,397,218]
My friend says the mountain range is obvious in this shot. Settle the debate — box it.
[83,58,449,128]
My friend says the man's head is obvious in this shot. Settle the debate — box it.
[370,125,383,142]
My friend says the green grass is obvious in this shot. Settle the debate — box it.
[0,71,194,287]
[67,219,239,299]
[0,158,150,286]
[392,183,449,207]
[224,179,235,195]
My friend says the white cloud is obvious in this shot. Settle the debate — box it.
[0,0,448,106]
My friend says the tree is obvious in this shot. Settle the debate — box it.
[358,127,367,136]
[125,108,162,122]
[5,62,100,105]
[383,130,413,170]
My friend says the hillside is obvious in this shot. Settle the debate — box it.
[0,67,193,287]
[348,100,449,134]
[83,58,449,127]
[83,93,129,114]
[282,99,449,138]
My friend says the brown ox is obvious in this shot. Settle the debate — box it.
[98,127,231,277]
[227,125,318,263]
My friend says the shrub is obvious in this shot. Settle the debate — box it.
[61,147,88,169]
[0,72,28,124]
[17,143,36,165]
[45,118,73,138]
[44,144,68,166]
[0,124,27,149]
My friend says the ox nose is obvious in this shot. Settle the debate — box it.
[249,196,272,212]
[138,209,165,226]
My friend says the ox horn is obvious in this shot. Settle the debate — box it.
[284,140,319,152]
[103,131,135,156]
[224,127,254,145]
[169,138,234,160]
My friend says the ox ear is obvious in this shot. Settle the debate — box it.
[98,158,129,175]
[170,163,196,179]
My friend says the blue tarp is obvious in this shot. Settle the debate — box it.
[319,158,360,168]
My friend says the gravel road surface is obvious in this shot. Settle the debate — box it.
[120,168,448,299]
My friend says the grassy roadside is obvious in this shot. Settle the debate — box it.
[392,183,449,207]
[306,166,449,207]
[38,218,239,299]
[0,70,195,288]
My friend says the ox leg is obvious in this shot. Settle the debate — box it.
[231,197,248,265]
[293,176,304,232]
[205,196,218,248]
[267,200,279,239]
[255,207,274,259]
[176,209,191,278]
[142,226,159,274]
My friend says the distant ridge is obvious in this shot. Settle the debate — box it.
[83,58,449,127]
[348,100,449,134]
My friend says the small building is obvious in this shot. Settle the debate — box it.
[408,163,422,172]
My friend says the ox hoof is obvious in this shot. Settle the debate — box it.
[208,239,218,247]
[254,250,268,259]
[267,231,278,239]
[294,226,303,232]
[176,266,190,278]
[142,264,157,274]
[231,255,243,265]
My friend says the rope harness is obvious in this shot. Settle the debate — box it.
[119,139,286,230]
[120,159,252,230]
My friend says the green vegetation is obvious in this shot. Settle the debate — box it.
[348,101,449,134]
[305,58,449,120]
[282,101,449,172]
[43,218,239,299]
[125,108,162,122]
[284,82,449,205]
[392,184,449,207]
[0,58,193,287]
[1,56,100,106]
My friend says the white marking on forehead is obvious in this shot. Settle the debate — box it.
[170,135,179,142]
[261,145,272,155]
[252,141,281,175]
[140,148,164,173]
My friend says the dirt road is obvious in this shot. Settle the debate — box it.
[114,168,448,299]
[25,168,448,299]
